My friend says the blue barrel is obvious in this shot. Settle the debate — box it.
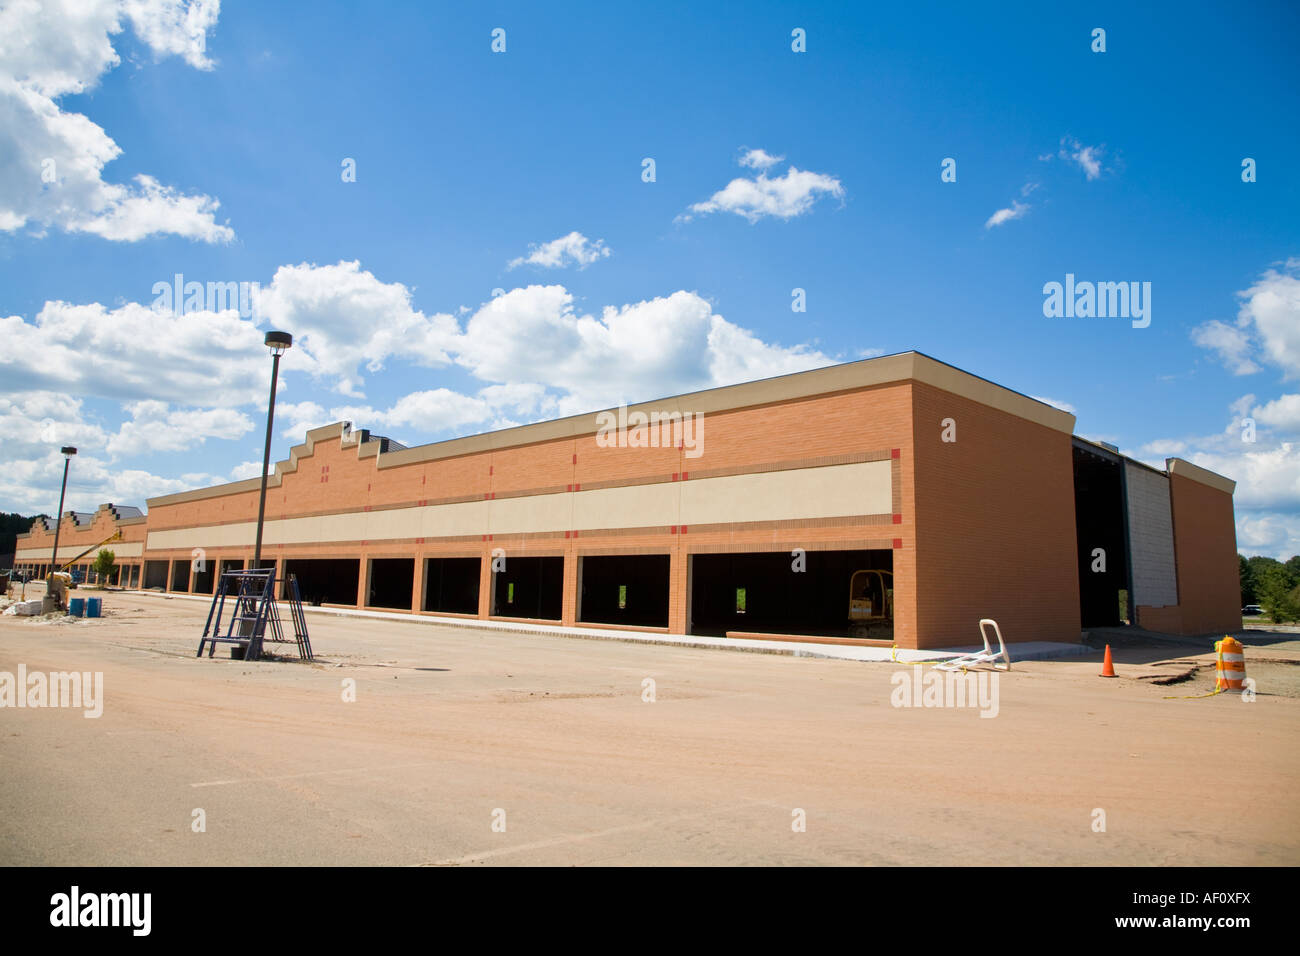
[86,597,102,618]
[68,597,86,617]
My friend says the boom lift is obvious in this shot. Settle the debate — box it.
[44,529,122,612]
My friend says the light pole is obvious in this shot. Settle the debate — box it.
[252,331,292,572]
[48,446,76,581]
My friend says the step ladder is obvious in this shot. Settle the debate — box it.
[197,569,312,662]
[279,574,313,660]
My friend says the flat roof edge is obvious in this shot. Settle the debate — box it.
[1167,458,1236,495]
[382,351,1075,469]
[144,351,1079,503]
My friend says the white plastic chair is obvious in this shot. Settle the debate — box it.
[934,618,1012,671]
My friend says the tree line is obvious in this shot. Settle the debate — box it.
[1240,554,1300,624]
[0,512,46,563]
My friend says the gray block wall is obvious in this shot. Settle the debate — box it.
[1124,462,1178,608]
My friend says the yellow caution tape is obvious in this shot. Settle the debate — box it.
[1162,637,1235,699]
[1162,685,1225,700]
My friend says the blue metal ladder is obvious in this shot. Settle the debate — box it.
[197,569,313,662]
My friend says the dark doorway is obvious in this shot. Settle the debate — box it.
[1073,444,1132,627]
[283,558,360,606]
[143,560,167,589]
[689,549,892,637]
[492,555,563,620]
[579,554,670,627]
[192,558,215,594]
[423,557,481,614]
[368,558,415,609]
[169,559,190,592]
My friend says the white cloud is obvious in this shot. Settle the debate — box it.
[1192,258,1300,379]
[331,389,495,435]
[0,300,270,407]
[1031,395,1077,415]
[1042,137,1107,181]
[1181,442,1300,512]
[454,284,833,416]
[1236,511,1300,558]
[683,157,844,223]
[121,0,221,71]
[275,401,329,441]
[1192,319,1258,375]
[0,0,232,243]
[1252,394,1300,433]
[0,446,212,514]
[1056,137,1105,180]
[228,460,262,481]
[1138,438,1188,457]
[738,148,784,170]
[984,200,1029,229]
[477,382,554,418]
[507,231,610,270]
[1238,259,1300,377]
[0,261,856,514]
[0,391,109,461]
[1137,394,1300,556]
[105,400,253,457]
[66,174,231,242]
[255,260,460,398]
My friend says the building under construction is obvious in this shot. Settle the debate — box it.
[12,352,1241,648]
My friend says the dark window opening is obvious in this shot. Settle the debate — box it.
[367,558,415,610]
[423,557,481,614]
[579,554,670,628]
[689,549,893,638]
[492,555,563,621]
[282,558,360,607]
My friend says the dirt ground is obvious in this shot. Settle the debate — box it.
[2,588,1297,866]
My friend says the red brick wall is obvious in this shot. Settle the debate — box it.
[910,383,1080,648]
[1138,474,1239,635]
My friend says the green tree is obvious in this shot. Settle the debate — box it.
[92,548,116,585]
[1239,554,1257,606]
[1247,555,1283,598]
[1257,564,1300,625]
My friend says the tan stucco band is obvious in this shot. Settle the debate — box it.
[1167,458,1237,495]
[146,460,893,551]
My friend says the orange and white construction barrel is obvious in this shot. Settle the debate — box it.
[1214,636,1246,691]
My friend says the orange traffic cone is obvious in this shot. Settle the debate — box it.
[1100,644,1117,678]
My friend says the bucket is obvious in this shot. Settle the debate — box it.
[86,597,102,618]
[67,597,85,617]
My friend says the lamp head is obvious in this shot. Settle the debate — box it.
[264,331,292,356]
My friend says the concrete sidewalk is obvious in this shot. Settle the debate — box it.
[117,588,1092,664]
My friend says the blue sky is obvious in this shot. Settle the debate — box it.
[1,0,1297,555]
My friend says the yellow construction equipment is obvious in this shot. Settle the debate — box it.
[848,569,893,640]
[44,529,122,611]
